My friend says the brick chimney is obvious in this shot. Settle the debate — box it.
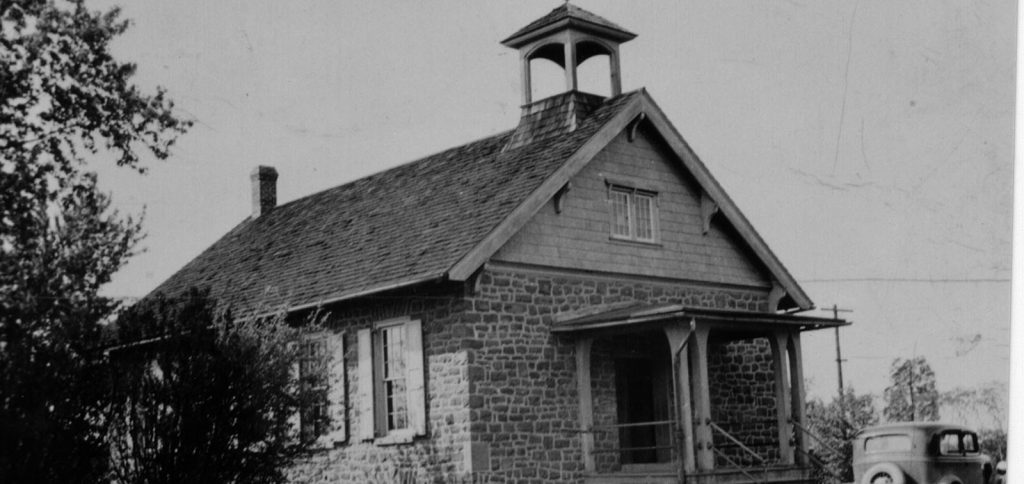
[250,165,278,218]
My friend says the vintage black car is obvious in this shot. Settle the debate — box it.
[853,422,993,484]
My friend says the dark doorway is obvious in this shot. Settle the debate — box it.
[615,352,672,465]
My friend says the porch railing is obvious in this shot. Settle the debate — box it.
[709,421,769,483]
[581,417,839,481]
[711,419,781,464]
[790,418,845,482]
[588,419,678,463]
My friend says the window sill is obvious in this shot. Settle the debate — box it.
[301,438,341,453]
[609,236,662,248]
[374,429,416,446]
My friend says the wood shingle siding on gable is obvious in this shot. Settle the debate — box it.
[493,125,770,287]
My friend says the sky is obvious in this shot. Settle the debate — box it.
[88,1,1016,414]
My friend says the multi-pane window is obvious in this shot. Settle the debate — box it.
[609,185,658,243]
[634,193,654,241]
[377,324,408,432]
[293,332,346,448]
[299,336,329,443]
[357,318,426,443]
[611,190,631,238]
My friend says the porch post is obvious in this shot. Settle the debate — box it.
[576,337,596,472]
[689,325,714,470]
[769,332,794,465]
[664,325,695,473]
[788,333,808,465]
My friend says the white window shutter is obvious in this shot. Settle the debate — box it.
[356,328,375,441]
[286,341,300,441]
[405,319,427,436]
[326,332,347,444]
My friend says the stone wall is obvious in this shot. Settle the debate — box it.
[707,337,779,465]
[590,338,620,473]
[463,266,771,483]
[287,284,475,484]
[286,267,779,483]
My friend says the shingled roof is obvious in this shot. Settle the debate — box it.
[150,92,642,315]
[501,3,636,48]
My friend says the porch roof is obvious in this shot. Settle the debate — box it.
[551,303,847,334]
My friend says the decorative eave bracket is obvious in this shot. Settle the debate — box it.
[627,112,646,142]
[768,281,787,312]
[700,190,719,235]
[464,267,485,297]
[554,181,572,214]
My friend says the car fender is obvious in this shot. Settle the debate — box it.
[862,462,906,484]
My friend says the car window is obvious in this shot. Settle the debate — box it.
[962,433,979,453]
[939,432,961,454]
[864,434,912,453]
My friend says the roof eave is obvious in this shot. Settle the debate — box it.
[551,306,848,334]
[251,272,449,319]
[501,18,637,49]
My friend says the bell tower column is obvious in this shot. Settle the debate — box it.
[609,50,622,97]
[520,56,533,105]
[563,34,578,92]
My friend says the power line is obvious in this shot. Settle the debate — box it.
[803,277,1009,283]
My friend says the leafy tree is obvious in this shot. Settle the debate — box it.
[106,289,325,484]
[977,428,1007,463]
[941,381,1008,462]
[0,0,189,481]
[805,388,878,484]
[0,176,137,483]
[883,356,939,422]
[940,381,1007,430]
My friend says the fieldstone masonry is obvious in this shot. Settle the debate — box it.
[707,337,779,465]
[288,266,781,483]
[288,289,474,483]
[463,266,774,483]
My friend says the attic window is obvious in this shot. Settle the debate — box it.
[609,185,658,243]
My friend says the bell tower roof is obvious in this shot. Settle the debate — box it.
[502,3,637,107]
[502,3,636,48]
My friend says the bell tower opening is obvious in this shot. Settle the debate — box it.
[502,2,636,106]
[576,40,614,98]
[528,54,566,103]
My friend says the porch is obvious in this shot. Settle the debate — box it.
[553,304,845,484]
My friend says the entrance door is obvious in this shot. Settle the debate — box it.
[615,357,672,465]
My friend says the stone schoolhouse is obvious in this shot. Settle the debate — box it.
[151,4,846,483]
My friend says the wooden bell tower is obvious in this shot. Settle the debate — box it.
[502,3,636,105]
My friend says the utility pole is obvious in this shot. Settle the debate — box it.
[823,305,853,422]
[909,342,918,421]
